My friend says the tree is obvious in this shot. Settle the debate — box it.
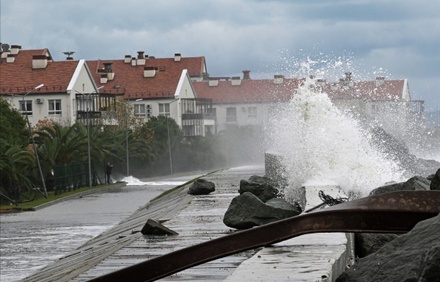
[0,97,28,146]
[0,98,35,203]
[144,116,182,174]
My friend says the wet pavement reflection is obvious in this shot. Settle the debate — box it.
[0,176,192,282]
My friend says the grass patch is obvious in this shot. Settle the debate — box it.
[0,184,114,212]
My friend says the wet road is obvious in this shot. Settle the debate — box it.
[0,175,196,282]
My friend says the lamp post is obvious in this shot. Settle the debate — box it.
[165,99,179,175]
[125,104,129,177]
[76,86,103,187]
[22,84,48,198]
[166,116,173,175]
[124,98,143,177]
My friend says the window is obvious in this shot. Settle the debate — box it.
[226,107,237,122]
[19,100,33,116]
[248,107,257,118]
[134,104,146,117]
[159,103,170,116]
[48,99,62,115]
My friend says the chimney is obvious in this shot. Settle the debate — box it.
[63,51,75,60]
[131,57,137,66]
[174,53,181,62]
[242,70,251,79]
[316,78,326,87]
[100,74,108,84]
[10,45,21,55]
[6,54,15,63]
[341,72,353,87]
[32,55,48,69]
[143,66,158,78]
[375,76,385,87]
[208,79,219,87]
[137,51,146,65]
[124,55,131,64]
[231,76,241,86]
[1,50,10,59]
[273,74,284,84]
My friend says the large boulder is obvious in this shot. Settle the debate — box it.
[265,197,302,213]
[239,175,279,202]
[188,179,215,195]
[141,219,178,236]
[369,176,430,196]
[337,213,440,282]
[430,168,440,190]
[364,175,431,257]
[368,126,440,177]
[223,192,301,229]
[354,233,399,258]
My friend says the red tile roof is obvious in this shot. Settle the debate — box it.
[0,49,79,95]
[194,77,407,104]
[193,78,303,104]
[322,79,406,101]
[87,55,207,100]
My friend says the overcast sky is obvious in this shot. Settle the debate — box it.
[1,0,439,110]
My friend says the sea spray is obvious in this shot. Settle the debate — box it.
[268,77,404,202]
[119,176,185,186]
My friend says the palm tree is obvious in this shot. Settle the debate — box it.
[0,138,35,204]
[34,123,90,190]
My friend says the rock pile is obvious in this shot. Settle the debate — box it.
[338,168,440,281]
[221,165,440,280]
[223,175,301,229]
[337,213,440,282]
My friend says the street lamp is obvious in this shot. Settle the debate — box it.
[165,99,179,175]
[166,116,173,175]
[22,84,48,198]
[76,86,103,187]
[125,98,143,177]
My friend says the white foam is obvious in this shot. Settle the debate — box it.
[269,76,404,200]
[119,176,185,186]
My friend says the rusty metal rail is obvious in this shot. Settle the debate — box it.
[88,191,440,282]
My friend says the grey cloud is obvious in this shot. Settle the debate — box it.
[1,0,439,110]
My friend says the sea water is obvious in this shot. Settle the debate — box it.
[268,76,405,202]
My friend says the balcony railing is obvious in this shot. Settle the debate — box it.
[182,112,216,120]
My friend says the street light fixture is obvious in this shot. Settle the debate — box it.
[75,86,104,187]
[22,84,48,198]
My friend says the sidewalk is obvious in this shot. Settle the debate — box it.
[24,165,352,281]
[24,166,264,282]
